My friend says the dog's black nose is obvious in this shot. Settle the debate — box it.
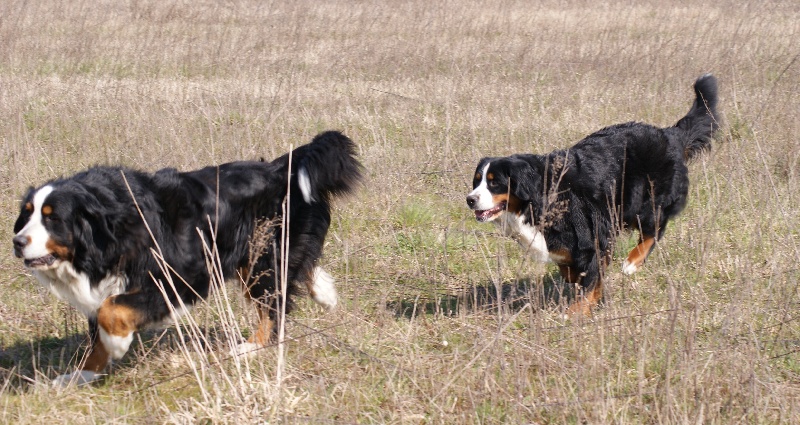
[466,195,477,208]
[12,235,27,257]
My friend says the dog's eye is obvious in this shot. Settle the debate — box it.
[487,180,498,187]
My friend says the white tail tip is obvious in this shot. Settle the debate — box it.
[298,167,314,203]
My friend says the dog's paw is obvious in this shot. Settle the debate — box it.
[229,342,262,358]
[52,370,101,387]
[622,259,639,275]
[310,267,338,310]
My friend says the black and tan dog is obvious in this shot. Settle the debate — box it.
[467,74,719,315]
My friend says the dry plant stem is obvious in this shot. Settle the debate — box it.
[276,146,292,389]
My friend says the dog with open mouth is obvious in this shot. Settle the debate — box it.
[12,131,362,386]
[467,74,719,315]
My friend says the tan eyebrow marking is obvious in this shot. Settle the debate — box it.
[42,205,53,216]
[487,172,494,180]
[474,172,481,180]
[25,202,33,212]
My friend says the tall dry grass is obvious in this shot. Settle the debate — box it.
[0,0,798,423]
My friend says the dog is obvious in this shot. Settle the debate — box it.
[467,74,719,316]
[12,130,362,385]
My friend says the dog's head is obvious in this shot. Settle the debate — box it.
[466,156,542,222]
[13,182,115,272]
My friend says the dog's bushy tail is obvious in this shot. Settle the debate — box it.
[674,73,720,161]
[289,131,363,204]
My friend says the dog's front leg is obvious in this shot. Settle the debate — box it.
[53,296,142,387]
[53,317,109,386]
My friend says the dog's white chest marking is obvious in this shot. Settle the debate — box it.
[498,212,551,263]
[33,265,127,317]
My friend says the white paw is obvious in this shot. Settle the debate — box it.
[229,342,261,358]
[622,260,639,275]
[52,370,101,387]
[310,267,337,309]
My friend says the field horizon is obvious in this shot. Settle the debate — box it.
[1,0,798,423]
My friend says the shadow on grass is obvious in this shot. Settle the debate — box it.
[388,271,579,319]
[0,331,92,392]
[0,327,225,393]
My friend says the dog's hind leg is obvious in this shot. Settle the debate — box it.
[559,264,597,316]
[230,302,275,357]
[232,266,278,356]
[307,266,338,310]
[563,249,609,317]
[622,234,656,275]
[248,300,276,347]
[564,277,604,318]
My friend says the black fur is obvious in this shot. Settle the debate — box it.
[468,75,719,305]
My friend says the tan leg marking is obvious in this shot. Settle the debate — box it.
[566,280,604,317]
[240,277,275,346]
[623,236,656,275]
[248,307,275,346]
[94,298,142,362]
[82,336,111,372]
[96,299,141,337]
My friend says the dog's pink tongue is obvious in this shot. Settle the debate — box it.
[475,209,492,222]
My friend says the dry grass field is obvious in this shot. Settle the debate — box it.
[1,0,799,423]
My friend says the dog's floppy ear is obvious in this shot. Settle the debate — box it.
[72,188,116,263]
[506,157,542,202]
[505,157,545,223]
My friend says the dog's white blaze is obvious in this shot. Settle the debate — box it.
[98,327,134,360]
[467,163,497,211]
[310,266,337,309]
[33,265,127,317]
[52,370,100,387]
[16,185,54,261]
[298,167,314,203]
[499,212,551,263]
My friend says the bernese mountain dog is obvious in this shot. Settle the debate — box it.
[12,131,362,386]
[467,74,719,316]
